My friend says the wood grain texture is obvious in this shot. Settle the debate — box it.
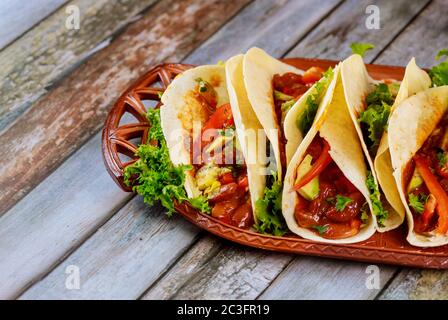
[185,0,343,65]
[16,0,340,300]
[141,237,224,300]
[0,0,68,49]
[378,269,448,300]
[287,0,430,60]
[259,258,396,299]
[143,237,292,300]
[0,0,249,217]
[0,0,159,131]
[0,133,132,299]
[20,197,200,300]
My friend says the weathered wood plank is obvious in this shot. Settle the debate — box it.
[185,0,343,65]
[378,269,448,300]
[0,0,249,217]
[0,133,132,299]
[0,0,68,49]
[16,0,341,300]
[142,236,292,300]
[0,0,251,299]
[287,0,430,60]
[19,197,200,300]
[259,258,396,299]
[0,0,159,131]
[141,237,224,300]
[141,0,430,300]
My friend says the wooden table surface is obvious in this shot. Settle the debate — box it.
[1,0,447,300]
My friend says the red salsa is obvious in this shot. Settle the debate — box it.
[189,80,254,229]
[404,111,448,235]
[293,136,368,239]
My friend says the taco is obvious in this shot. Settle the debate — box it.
[161,64,254,229]
[341,55,431,231]
[388,86,448,247]
[243,47,334,177]
[282,65,377,243]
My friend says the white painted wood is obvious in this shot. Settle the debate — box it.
[142,236,293,300]
[0,0,67,49]
[20,197,200,300]
[259,257,396,299]
[0,133,132,299]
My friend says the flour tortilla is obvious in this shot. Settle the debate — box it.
[243,47,304,178]
[388,86,448,247]
[160,65,229,198]
[341,54,431,232]
[226,55,267,223]
[282,66,376,244]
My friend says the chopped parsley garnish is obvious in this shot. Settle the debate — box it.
[366,171,388,227]
[157,91,164,99]
[350,42,375,57]
[297,67,333,135]
[408,193,429,214]
[254,172,288,236]
[335,195,353,211]
[429,49,448,87]
[311,225,328,235]
[437,150,447,167]
[358,83,394,155]
[124,108,210,216]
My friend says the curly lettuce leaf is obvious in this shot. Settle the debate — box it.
[254,173,287,236]
[366,171,388,227]
[124,108,209,215]
[350,42,375,57]
[430,49,448,87]
[358,83,393,155]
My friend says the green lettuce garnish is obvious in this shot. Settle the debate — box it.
[124,108,210,215]
[350,42,375,57]
[254,173,287,236]
[408,194,428,214]
[366,171,388,227]
[358,83,394,155]
[430,49,448,87]
[297,67,334,135]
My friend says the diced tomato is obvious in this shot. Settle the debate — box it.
[414,155,448,234]
[202,103,234,133]
[302,67,324,85]
[220,172,235,184]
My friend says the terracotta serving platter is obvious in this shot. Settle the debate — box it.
[102,58,448,269]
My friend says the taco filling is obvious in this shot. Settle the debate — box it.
[292,135,369,239]
[189,79,254,229]
[403,111,448,235]
[358,81,400,156]
[272,67,324,171]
